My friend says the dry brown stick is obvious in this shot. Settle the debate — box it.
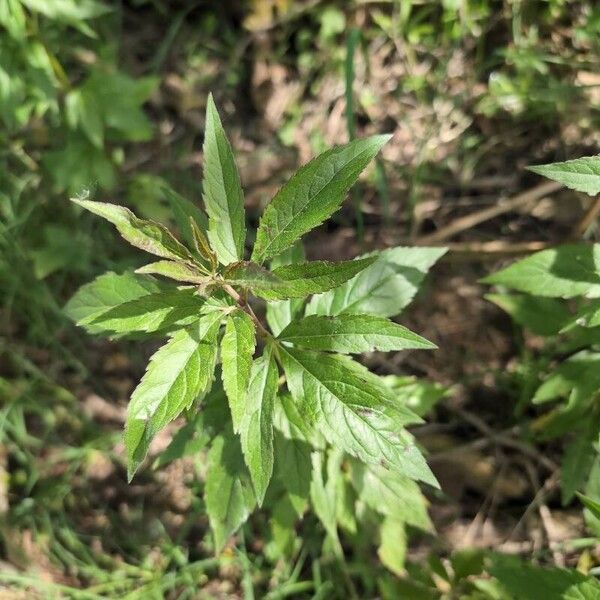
[575,196,600,236]
[442,240,552,258]
[417,181,563,244]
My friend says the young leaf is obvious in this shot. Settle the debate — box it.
[240,348,278,505]
[252,135,391,263]
[224,257,376,301]
[202,93,246,264]
[528,155,600,196]
[221,310,256,432]
[136,260,209,284]
[125,313,221,479]
[278,314,436,353]
[577,492,600,521]
[88,288,206,334]
[482,244,600,298]
[307,246,447,317]
[205,430,256,551]
[279,347,437,486]
[162,186,208,247]
[72,198,196,263]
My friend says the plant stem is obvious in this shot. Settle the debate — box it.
[222,283,272,339]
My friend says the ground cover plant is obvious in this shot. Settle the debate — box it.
[66,95,445,565]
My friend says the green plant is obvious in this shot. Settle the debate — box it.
[485,155,600,529]
[66,94,446,561]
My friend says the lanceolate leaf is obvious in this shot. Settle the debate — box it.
[89,288,205,334]
[378,518,407,576]
[278,314,436,353]
[240,348,278,505]
[66,271,205,334]
[482,244,600,298]
[202,93,246,264]
[205,430,256,551]
[528,155,600,196]
[221,310,256,432]
[65,271,161,332]
[163,186,208,247]
[125,313,221,479]
[252,135,391,263]
[274,431,312,515]
[307,246,447,318]
[136,260,209,284]
[224,257,376,301]
[279,347,436,486]
[72,198,196,263]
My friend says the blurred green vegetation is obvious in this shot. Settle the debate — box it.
[1,0,600,597]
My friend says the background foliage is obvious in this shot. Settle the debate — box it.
[1,0,600,598]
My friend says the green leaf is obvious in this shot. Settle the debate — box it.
[307,246,447,317]
[125,313,221,479]
[528,155,600,196]
[381,376,448,417]
[274,430,312,515]
[72,198,196,263]
[65,271,160,332]
[350,461,431,530]
[202,93,246,264]
[486,293,571,336]
[378,518,407,576]
[136,260,209,284]
[252,135,391,263]
[482,244,600,298]
[89,288,205,334]
[279,347,436,486]
[65,271,204,335]
[224,257,376,300]
[279,314,436,353]
[266,243,306,335]
[162,186,208,247]
[205,430,256,551]
[577,492,600,521]
[240,348,278,505]
[268,257,377,299]
[489,554,600,600]
[310,450,343,556]
[221,310,256,432]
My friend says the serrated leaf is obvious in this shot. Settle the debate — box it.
[350,460,431,530]
[136,260,209,284]
[225,257,375,300]
[279,314,435,353]
[252,135,391,263]
[483,244,600,298]
[266,243,306,335]
[279,347,436,486]
[65,271,204,335]
[221,310,256,432]
[205,430,256,551]
[486,293,571,336]
[240,348,278,505]
[89,288,206,334]
[528,155,600,196]
[65,271,161,332]
[202,94,246,264]
[125,313,221,479]
[72,198,197,263]
[307,246,447,317]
